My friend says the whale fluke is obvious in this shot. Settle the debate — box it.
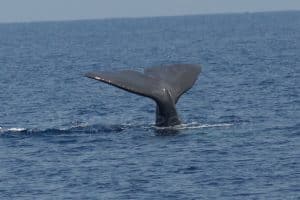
[85,64,201,127]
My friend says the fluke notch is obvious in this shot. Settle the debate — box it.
[85,64,201,127]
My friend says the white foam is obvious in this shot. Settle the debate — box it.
[0,127,26,132]
[155,122,233,130]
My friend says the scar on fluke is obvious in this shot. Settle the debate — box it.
[85,64,201,127]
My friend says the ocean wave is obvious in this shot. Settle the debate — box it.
[0,121,234,135]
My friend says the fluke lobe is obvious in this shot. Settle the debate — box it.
[85,64,201,127]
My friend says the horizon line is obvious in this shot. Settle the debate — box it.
[0,9,299,25]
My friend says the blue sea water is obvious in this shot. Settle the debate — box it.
[0,11,300,199]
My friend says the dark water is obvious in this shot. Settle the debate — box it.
[1,11,300,199]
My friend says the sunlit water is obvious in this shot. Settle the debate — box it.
[0,11,299,199]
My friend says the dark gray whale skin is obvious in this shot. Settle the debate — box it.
[85,64,201,127]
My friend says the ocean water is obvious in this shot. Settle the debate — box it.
[0,11,299,199]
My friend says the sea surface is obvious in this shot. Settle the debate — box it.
[0,11,299,199]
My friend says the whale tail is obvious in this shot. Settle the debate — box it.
[85,64,201,126]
